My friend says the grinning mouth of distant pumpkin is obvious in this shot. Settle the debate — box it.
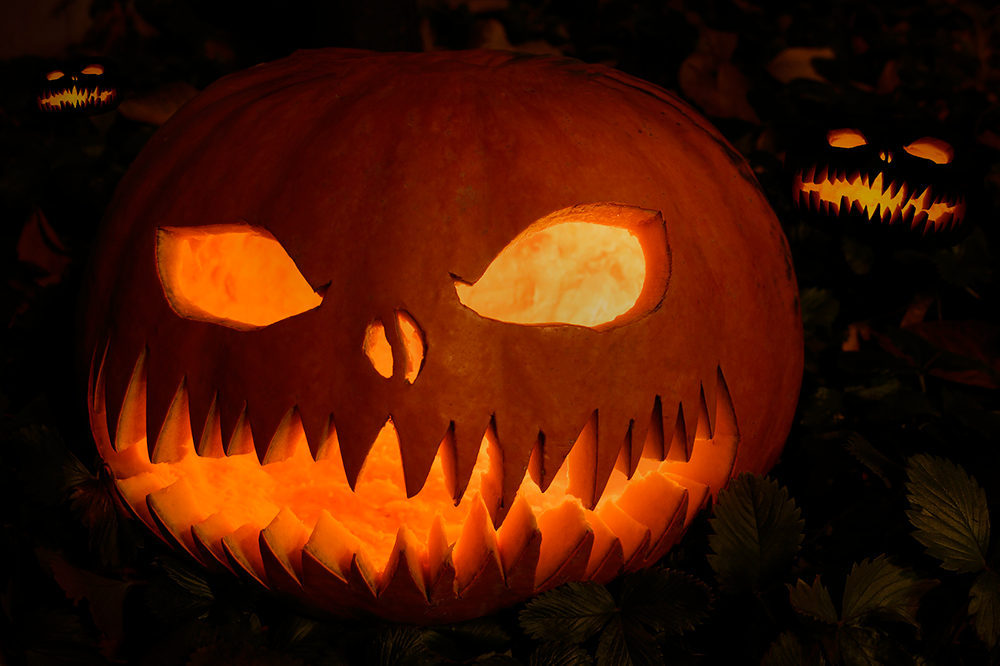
[89,345,738,622]
[792,165,965,234]
[37,86,117,113]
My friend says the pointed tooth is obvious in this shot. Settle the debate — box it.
[313,415,339,462]
[336,410,391,491]
[592,408,636,507]
[377,527,428,604]
[452,493,500,593]
[88,341,110,437]
[426,515,458,604]
[664,473,711,530]
[192,512,241,574]
[222,523,268,587]
[803,163,816,184]
[299,401,330,461]
[912,210,929,231]
[901,204,916,226]
[852,199,866,217]
[247,399,291,465]
[196,394,225,458]
[566,411,598,509]
[898,181,910,207]
[816,164,829,184]
[441,413,493,507]
[145,349,183,457]
[391,404,450,498]
[495,412,542,506]
[889,205,902,226]
[848,168,861,185]
[640,396,665,462]
[796,188,807,210]
[627,410,650,476]
[453,428,503,526]
[113,346,148,454]
[535,501,594,592]
[889,179,902,199]
[259,507,310,593]
[695,384,713,440]
[583,509,622,581]
[151,378,195,464]
[871,203,882,221]
[596,501,651,568]
[666,402,689,462]
[839,196,851,218]
[303,511,358,583]
[809,190,821,211]
[877,172,889,196]
[354,420,407,503]
[147,478,210,564]
[218,391,246,455]
[881,205,891,225]
[636,489,689,569]
[497,494,540,578]
[919,186,934,209]
[936,212,953,233]
[820,199,830,217]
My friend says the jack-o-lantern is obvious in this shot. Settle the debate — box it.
[36,57,120,116]
[784,116,980,246]
[79,49,803,623]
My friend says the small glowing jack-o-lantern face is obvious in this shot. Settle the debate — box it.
[785,117,980,246]
[36,58,120,116]
[79,49,804,624]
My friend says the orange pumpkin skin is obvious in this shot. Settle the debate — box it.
[79,49,803,623]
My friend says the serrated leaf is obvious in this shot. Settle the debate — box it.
[595,615,662,666]
[473,653,522,665]
[529,641,593,666]
[69,469,144,568]
[519,582,616,643]
[843,433,894,488]
[764,631,825,666]
[424,616,510,661]
[368,627,430,666]
[837,625,914,666]
[160,556,214,601]
[905,454,990,573]
[788,576,838,624]
[841,556,937,628]
[969,568,1000,649]
[618,568,711,635]
[37,549,133,638]
[708,474,805,593]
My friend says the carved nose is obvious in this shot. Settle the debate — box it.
[363,310,426,383]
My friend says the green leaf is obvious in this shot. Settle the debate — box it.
[788,576,838,624]
[529,641,593,666]
[764,631,825,666]
[368,627,431,666]
[519,582,616,643]
[841,556,937,628]
[969,568,1000,649]
[69,469,144,568]
[905,454,990,573]
[37,549,133,638]
[424,616,511,660]
[617,568,711,635]
[837,625,914,666]
[595,615,662,666]
[708,473,805,593]
[143,558,215,624]
[843,433,894,488]
[160,556,213,601]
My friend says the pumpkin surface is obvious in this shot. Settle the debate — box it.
[79,48,803,623]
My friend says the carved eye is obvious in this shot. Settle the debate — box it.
[455,203,669,329]
[156,225,324,330]
[46,70,65,81]
[903,137,954,165]
[81,64,105,75]
[827,128,868,148]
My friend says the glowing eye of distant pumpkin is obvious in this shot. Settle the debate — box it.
[81,64,105,75]
[826,128,868,148]
[455,203,669,329]
[904,137,954,165]
[156,225,324,330]
[46,70,65,81]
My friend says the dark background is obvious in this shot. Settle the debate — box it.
[2,0,1000,664]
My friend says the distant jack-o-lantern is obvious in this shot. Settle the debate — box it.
[37,57,120,116]
[785,116,980,246]
[79,49,803,623]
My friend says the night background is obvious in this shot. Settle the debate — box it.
[2,0,1000,664]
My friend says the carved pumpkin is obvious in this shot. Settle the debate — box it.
[79,49,803,623]
[37,57,120,116]
[785,116,979,246]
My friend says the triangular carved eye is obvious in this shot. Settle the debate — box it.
[903,137,953,164]
[827,128,867,148]
[455,203,669,329]
[156,225,324,330]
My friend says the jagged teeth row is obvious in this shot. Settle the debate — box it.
[38,87,116,110]
[793,166,966,232]
[90,348,739,621]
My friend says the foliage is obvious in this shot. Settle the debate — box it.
[2,0,1000,664]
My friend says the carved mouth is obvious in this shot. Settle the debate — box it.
[793,165,965,234]
[37,86,117,113]
[90,346,739,623]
